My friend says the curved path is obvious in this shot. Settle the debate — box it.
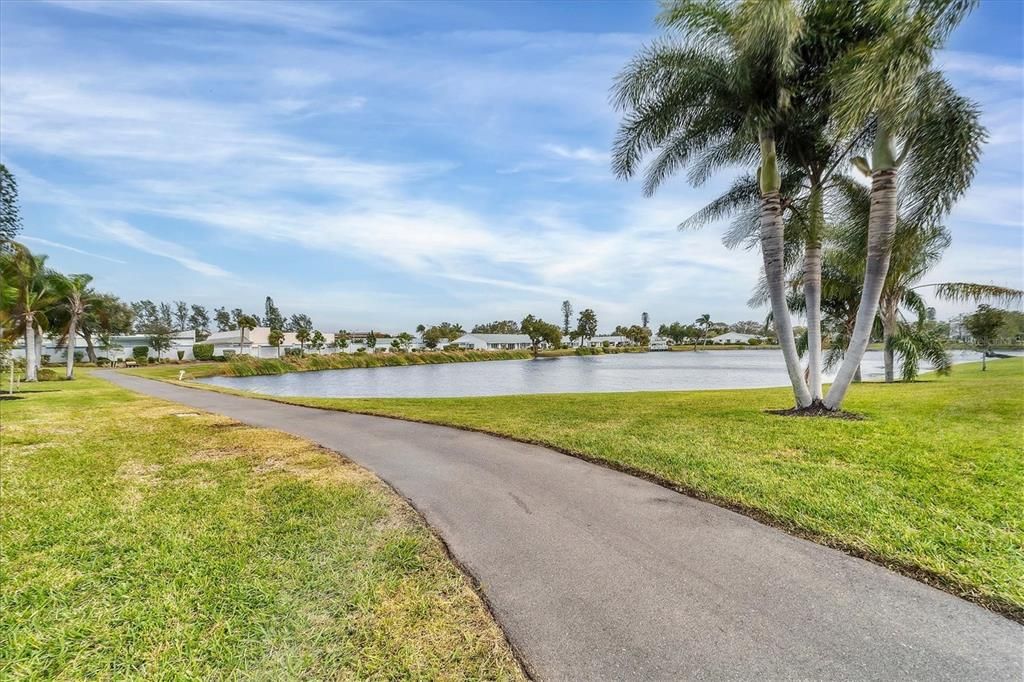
[102,373,1022,680]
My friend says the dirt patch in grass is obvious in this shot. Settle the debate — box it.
[765,404,865,420]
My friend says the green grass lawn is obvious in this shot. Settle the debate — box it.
[273,358,1024,619]
[0,373,523,680]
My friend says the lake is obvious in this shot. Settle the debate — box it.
[196,349,1002,398]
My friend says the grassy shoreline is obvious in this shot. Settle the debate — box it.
[170,359,1024,619]
[1,373,523,679]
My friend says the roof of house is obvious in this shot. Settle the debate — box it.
[711,331,761,340]
[453,333,533,344]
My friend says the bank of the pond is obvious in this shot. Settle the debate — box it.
[260,359,1024,620]
[127,349,536,380]
[0,372,523,679]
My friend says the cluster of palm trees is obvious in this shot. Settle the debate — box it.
[1,242,130,381]
[613,0,1019,411]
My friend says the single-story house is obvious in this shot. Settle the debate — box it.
[709,331,764,345]
[585,335,631,348]
[649,336,669,351]
[9,330,197,362]
[451,333,535,351]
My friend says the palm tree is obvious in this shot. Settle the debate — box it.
[295,327,310,355]
[237,314,258,355]
[2,244,54,381]
[824,0,984,408]
[53,273,94,379]
[268,328,284,358]
[694,314,712,350]
[613,0,813,407]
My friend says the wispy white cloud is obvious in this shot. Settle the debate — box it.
[20,236,127,264]
[542,143,611,164]
[97,221,230,277]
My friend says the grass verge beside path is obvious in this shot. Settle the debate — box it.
[0,372,523,680]
[274,359,1024,620]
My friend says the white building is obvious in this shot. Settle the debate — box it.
[10,330,197,362]
[202,328,426,357]
[451,333,535,351]
[649,336,670,351]
[709,331,764,345]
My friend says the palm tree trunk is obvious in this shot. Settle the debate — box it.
[762,192,813,407]
[803,184,825,401]
[24,322,38,381]
[758,130,812,407]
[803,239,824,400]
[34,326,43,370]
[824,168,898,409]
[881,302,898,383]
[66,317,77,379]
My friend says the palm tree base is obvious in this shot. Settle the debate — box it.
[766,400,864,420]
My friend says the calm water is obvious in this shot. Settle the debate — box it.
[197,349,1004,398]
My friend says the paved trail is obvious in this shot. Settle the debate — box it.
[102,372,1022,681]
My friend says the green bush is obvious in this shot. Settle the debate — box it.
[222,350,237,359]
[41,354,51,365]
[177,350,185,361]
[747,338,762,346]
[132,346,149,361]
[96,357,110,366]
[211,355,226,362]
[193,343,214,361]
[37,368,60,381]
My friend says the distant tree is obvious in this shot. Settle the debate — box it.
[391,339,402,351]
[416,323,426,334]
[131,300,159,333]
[295,327,310,354]
[148,326,173,360]
[189,304,211,340]
[575,309,597,347]
[236,314,258,354]
[964,305,1006,371]
[365,330,377,351]
[268,328,285,358]
[472,320,520,334]
[229,308,244,328]
[286,313,313,333]
[158,302,174,330]
[309,329,326,353]
[625,324,652,346]
[397,331,414,350]
[422,322,464,348]
[334,329,350,351]
[214,306,233,332]
[641,312,649,329]
[730,320,764,335]
[172,300,189,331]
[264,296,285,330]
[78,293,132,362]
[521,315,562,358]
[0,164,23,247]
[561,300,574,336]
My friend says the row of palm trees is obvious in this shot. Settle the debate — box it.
[1,242,129,381]
[613,0,1014,411]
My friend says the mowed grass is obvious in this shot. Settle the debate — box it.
[0,373,523,680]
[281,358,1024,618]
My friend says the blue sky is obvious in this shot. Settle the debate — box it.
[1,0,1021,332]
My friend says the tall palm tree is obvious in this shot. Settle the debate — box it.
[614,0,812,407]
[3,244,54,381]
[53,273,94,379]
[824,0,984,408]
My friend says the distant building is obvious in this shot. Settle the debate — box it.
[709,331,764,345]
[649,336,669,351]
[451,333,534,351]
[10,330,197,362]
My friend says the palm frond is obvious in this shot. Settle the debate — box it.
[923,282,1024,304]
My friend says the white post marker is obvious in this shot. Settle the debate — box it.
[178,370,186,381]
